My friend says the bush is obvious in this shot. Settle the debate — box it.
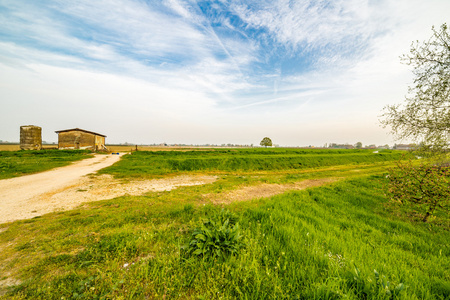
[386,158,450,222]
[183,209,244,260]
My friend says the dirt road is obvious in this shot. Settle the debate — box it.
[0,154,124,224]
[0,154,218,224]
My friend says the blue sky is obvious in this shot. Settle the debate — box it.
[0,0,449,146]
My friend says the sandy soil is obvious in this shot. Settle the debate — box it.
[0,154,217,224]
[34,173,217,213]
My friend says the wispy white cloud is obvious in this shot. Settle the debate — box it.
[1,0,450,145]
[0,0,260,100]
[230,0,379,49]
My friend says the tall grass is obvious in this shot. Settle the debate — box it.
[2,176,448,299]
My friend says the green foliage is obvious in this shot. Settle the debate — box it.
[0,150,92,179]
[260,137,273,147]
[1,148,449,299]
[386,158,450,222]
[183,209,244,260]
[382,23,450,152]
[381,23,450,223]
[71,275,101,299]
[2,175,449,299]
[101,148,403,177]
[346,266,406,299]
[76,232,140,264]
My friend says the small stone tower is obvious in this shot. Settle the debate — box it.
[20,125,42,150]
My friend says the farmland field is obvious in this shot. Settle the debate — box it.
[0,145,21,151]
[105,145,188,153]
[0,149,448,299]
[0,145,59,151]
[100,148,404,177]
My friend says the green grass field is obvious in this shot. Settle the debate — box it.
[0,150,93,179]
[0,149,448,299]
[100,148,404,177]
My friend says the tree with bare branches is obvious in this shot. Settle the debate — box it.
[382,24,450,222]
[382,23,450,153]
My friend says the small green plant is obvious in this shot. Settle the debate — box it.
[71,275,98,299]
[374,269,406,298]
[183,209,244,260]
[347,265,405,299]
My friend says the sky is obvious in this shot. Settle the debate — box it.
[0,0,449,146]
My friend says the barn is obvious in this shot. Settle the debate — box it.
[55,128,107,151]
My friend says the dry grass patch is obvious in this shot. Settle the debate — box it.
[207,178,340,204]
[0,276,21,296]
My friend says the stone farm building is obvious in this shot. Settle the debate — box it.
[55,128,106,151]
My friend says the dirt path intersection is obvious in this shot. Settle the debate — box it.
[0,154,216,224]
[0,154,340,224]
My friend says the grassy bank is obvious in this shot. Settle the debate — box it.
[1,174,448,299]
[101,149,404,177]
[0,150,93,179]
[1,148,446,299]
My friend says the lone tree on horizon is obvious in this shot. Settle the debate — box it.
[260,137,273,147]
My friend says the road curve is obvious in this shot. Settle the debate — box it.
[0,154,124,224]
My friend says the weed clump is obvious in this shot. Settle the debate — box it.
[345,265,406,299]
[183,209,244,260]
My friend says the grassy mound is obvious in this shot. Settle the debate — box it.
[102,148,403,177]
[2,176,448,299]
